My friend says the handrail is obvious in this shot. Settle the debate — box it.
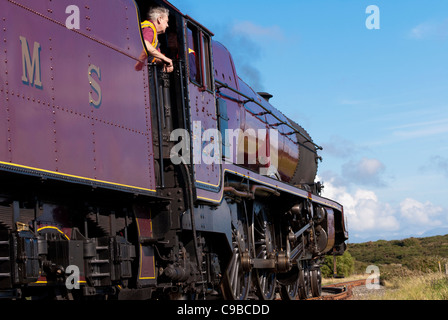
[215,79,323,151]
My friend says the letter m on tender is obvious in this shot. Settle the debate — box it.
[19,36,43,89]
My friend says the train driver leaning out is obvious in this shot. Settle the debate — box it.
[135,7,174,73]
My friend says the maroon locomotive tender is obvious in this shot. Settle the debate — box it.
[0,0,347,300]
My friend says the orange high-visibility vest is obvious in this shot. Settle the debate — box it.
[141,20,159,62]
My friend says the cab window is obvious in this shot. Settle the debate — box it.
[202,34,213,91]
[187,23,213,91]
[187,25,201,84]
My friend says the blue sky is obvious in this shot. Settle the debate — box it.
[168,0,448,243]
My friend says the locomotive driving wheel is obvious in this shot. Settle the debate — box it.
[281,261,311,300]
[279,267,300,300]
[251,202,277,300]
[221,204,252,300]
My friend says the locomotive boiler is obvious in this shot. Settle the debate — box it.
[0,0,347,300]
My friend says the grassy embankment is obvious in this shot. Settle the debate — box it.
[328,235,448,299]
[370,271,448,300]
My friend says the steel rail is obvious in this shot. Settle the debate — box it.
[307,279,368,300]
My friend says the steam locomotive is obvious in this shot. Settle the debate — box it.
[0,0,347,300]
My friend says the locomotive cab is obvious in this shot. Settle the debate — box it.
[135,0,221,191]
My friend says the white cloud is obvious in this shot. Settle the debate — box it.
[370,111,448,147]
[319,174,448,242]
[421,155,448,179]
[341,157,387,187]
[400,198,443,227]
[320,176,399,234]
[393,123,448,140]
[321,135,363,159]
[410,22,434,39]
[232,21,286,42]
[432,156,448,178]
[357,158,384,176]
[409,19,448,40]
[388,117,448,131]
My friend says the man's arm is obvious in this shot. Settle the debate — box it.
[135,41,174,72]
[144,40,173,67]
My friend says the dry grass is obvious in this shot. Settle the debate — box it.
[324,271,448,300]
[322,274,369,286]
[369,272,448,300]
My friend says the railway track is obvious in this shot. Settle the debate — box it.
[307,279,368,300]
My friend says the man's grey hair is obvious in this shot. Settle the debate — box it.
[148,7,169,21]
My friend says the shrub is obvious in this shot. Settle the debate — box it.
[321,251,355,278]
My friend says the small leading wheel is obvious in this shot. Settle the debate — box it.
[310,268,322,298]
[297,262,310,300]
[252,203,277,300]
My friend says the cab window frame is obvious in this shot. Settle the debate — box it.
[186,21,214,93]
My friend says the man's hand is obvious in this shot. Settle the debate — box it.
[163,57,174,73]
[164,65,174,73]
[135,49,148,71]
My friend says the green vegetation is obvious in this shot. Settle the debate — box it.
[327,234,448,299]
[321,251,354,278]
[347,234,448,276]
